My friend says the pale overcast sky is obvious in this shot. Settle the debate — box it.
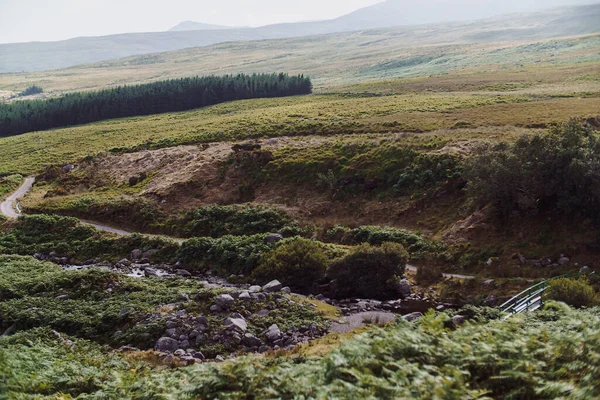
[0,0,381,44]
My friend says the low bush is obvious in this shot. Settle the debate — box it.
[180,204,295,238]
[0,214,178,263]
[545,277,596,308]
[323,225,445,260]
[177,234,273,276]
[327,242,408,300]
[252,238,328,292]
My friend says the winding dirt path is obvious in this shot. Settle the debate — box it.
[1,177,475,278]
[0,177,35,218]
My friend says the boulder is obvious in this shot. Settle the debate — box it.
[155,337,179,353]
[130,249,143,261]
[239,291,251,301]
[225,318,247,332]
[265,324,282,342]
[263,280,283,293]
[176,269,192,277]
[281,287,291,294]
[242,333,262,347]
[216,294,235,309]
[452,315,467,326]
[395,279,412,298]
[265,233,284,244]
[580,266,591,275]
[558,256,570,265]
[402,312,423,322]
[248,285,262,293]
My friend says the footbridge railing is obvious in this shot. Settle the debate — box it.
[499,273,579,319]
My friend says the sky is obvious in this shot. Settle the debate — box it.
[0,0,381,44]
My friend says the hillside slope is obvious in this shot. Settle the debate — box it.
[0,3,598,73]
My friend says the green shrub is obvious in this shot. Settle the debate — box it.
[177,234,272,276]
[327,242,408,300]
[252,238,328,292]
[181,204,295,238]
[0,214,178,263]
[323,225,445,260]
[545,277,596,308]
[465,119,600,220]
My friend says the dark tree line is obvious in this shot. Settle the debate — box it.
[0,73,312,138]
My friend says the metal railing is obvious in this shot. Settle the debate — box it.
[499,273,579,319]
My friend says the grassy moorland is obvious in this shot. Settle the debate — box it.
[0,14,599,399]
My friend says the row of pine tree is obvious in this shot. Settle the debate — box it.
[0,73,312,138]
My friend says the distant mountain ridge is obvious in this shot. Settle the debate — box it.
[169,21,241,31]
[0,1,598,73]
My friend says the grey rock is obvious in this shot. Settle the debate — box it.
[482,295,497,307]
[452,315,467,326]
[179,293,191,302]
[281,287,291,294]
[131,249,143,261]
[541,258,553,267]
[403,312,423,322]
[174,349,186,357]
[118,258,131,266]
[483,279,495,286]
[196,316,209,325]
[176,269,192,277]
[210,305,221,313]
[255,309,270,317]
[144,268,159,277]
[580,266,591,274]
[395,279,412,298]
[155,337,179,353]
[55,295,69,301]
[63,164,76,172]
[166,321,177,329]
[239,291,251,301]
[225,317,247,332]
[216,294,235,309]
[259,345,270,353]
[215,355,225,362]
[189,330,200,338]
[263,280,283,293]
[265,233,284,243]
[242,333,262,347]
[248,285,262,293]
[180,340,191,348]
[265,324,282,342]
[165,328,178,338]
[119,307,134,315]
[558,257,570,265]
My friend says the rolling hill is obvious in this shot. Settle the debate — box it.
[0,1,598,73]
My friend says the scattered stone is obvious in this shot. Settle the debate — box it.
[176,269,192,277]
[255,309,270,317]
[249,285,262,293]
[118,258,131,266]
[263,280,283,293]
[215,355,225,362]
[63,164,76,172]
[242,333,262,347]
[483,279,495,286]
[403,312,423,322]
[580,266,591,274]
[452,315,467,326]
[216,294,235,309]
[281,287,291,294]
[155,337,179,353]
[265,233,284,243]
[239,291,251,301]
[395,279,412,298]
[144,268,159,277]
[541,258,553,267]
[265,324,282,342]
[482,295,497,307]
[558,256,570,265]
[130,249,143,261]
[55,295,69,301]
[179,293,190,302]
[210,305,221,313]
[225,317,248,332]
